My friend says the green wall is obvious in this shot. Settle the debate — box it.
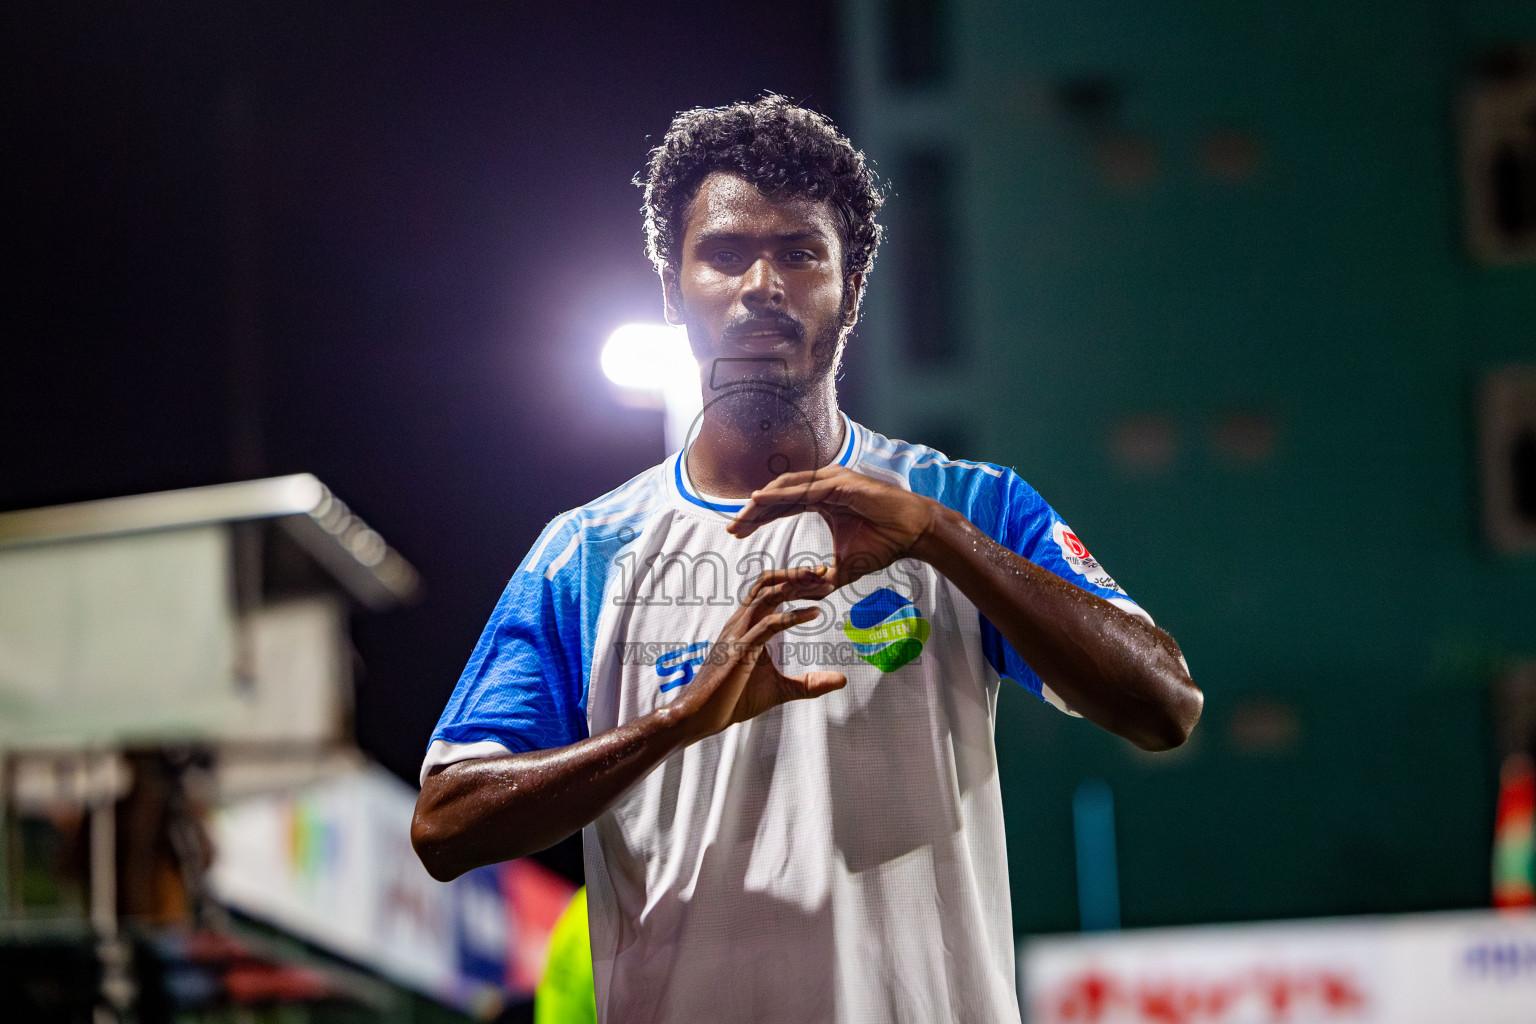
[844,0,1536,934]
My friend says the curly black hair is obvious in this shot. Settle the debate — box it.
[638,94,885,279]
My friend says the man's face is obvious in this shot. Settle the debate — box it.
[663,172,863,397]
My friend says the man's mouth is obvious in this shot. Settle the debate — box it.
[725,318,804,350]
[739,329,795,346]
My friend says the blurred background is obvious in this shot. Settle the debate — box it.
[4,1,1534,1021]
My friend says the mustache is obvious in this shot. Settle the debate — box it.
[721,311,806,345]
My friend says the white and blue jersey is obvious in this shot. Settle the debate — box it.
[423,416,1151,1024]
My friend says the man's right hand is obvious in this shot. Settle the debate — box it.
[412,565,847,881]
[666,564,848,743]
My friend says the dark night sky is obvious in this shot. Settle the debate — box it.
[4,1,844,849]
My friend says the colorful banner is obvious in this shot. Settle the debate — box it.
[209,760,575,1014]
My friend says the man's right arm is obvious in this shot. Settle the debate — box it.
[411,566,844,882]
[413,705,693,881]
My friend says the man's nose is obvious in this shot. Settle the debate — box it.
[738,256,784,308]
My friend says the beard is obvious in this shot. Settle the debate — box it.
[684,310,845,445]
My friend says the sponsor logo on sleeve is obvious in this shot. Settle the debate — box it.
[1050,521,1126,595]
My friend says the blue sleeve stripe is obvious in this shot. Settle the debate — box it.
[428,564,586,755]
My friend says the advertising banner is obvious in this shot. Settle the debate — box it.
[1021,910,1536,1023]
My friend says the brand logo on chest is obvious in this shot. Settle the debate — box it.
[842,588,929,673]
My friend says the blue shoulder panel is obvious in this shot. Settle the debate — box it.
[429,513,587,754]
[428,468,663,755]
[863,430,1142,704]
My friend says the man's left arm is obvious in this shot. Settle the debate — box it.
[729,466,1202,752]
[917,502,1200,750]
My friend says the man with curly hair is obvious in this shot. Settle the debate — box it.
[413,95,1201,1023]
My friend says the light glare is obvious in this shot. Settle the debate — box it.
[601,323,702,453]
[601,323,694,391]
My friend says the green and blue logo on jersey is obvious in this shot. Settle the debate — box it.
[843,588,929,673]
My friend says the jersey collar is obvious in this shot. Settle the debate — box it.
[672,412,861,515]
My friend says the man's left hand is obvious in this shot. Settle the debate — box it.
[726,466,939,587]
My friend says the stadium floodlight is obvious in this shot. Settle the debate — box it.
[601,323,702,453]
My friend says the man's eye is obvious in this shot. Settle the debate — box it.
[710,250,740,266]
[783,250,816,263]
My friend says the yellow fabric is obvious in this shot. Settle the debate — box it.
[535,886,596,1024]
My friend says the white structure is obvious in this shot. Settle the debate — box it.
[0,474,418,752]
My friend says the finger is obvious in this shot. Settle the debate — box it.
[727,499,780,537]
[740,589,830,636]
[736,582,805,631]
[748,477,855,513]
[752,467,834,492]
[743,564,829,604]
[721,566,827,637]
[741,605,822,646]
[778,669,847,701]
[716,578,763,635]
[729,480,853,537]
[743,564,831,603]
[744,565,814,600]
[733,607,821,665]
[822,560,856,591]
[731,472,855,529]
